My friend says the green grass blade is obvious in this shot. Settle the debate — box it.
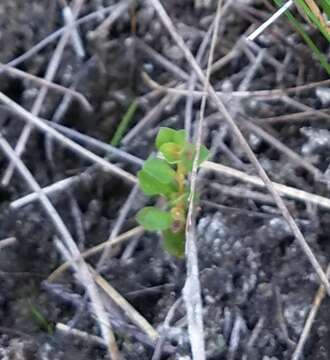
[111,100,138,147]
[274,0,330,74]
[319,0,330,18]
[29,302,53,334]
[295,0,330,42]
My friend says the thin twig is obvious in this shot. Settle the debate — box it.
[256,108,330,124]
[0,91,137,184]
[242,317,265,360]
[186,1,223,359]
[48,226,144,282]
[185,18,215,140]
[89,0,133,39]
[46,121,144,167]
[228,314,247,360]
[44,57,96,167]
[211,45,239,73]
[247,0,294,41]
[202,200,279,219]
[97,184,140,270]
[210,182,275,204]
[54,236,120,359]
[45,86,78,167]
[0,237,17,250]
[0,63,91,111]
[143,72,330,100]
[151,297,182,360]
[90,266,159,342]
[61,5,85,58]
[291,263,330,360]
[274,286,295,347]
[202,161,330,210]
[283,96,330,122]
[69,193,86,250]
[56,323,106,347]
[136,39,189,81]
[241,118,323,179]
[11,175,80,209]
[239,49,265,91]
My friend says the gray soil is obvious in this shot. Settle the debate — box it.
[1,0,330,359]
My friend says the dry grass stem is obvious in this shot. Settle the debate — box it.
[61,6,85,58]
[210,183,276,204]
[97,184,140,270]
[56,323,106,347]
[11,175,80,209]
[291,264,330,360]
[91,267,159,342]
[143,72,330,100]
[47,121,144,167]
[89,0,133,39]
[0,237,17,250]
[152,298,182,360]
[203,161,330,210]
[185,1,223,358]
[256,108,330,124]
[54,236,120,359]
[241,118,323,179]
[247,0,294,41]
[0,91,137,184]
[0,63,91,111]
[48,226,144,282]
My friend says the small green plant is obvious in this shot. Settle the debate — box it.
[110,99,138,147]
[29,302,53,334]
[136,128,209,257]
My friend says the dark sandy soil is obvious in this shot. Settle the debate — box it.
[1,0,330,359]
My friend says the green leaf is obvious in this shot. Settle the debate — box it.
[159,143,182,163]
[111,100,138,147]
[138,170,174,196]
[143,157,176,184]
[198,145,210,165]
[173,129,187,146]
[156,127,187,150]
[156,128,177,150]
[29,302,53,334]
[136,207,173,231]
[162,229,185,257]
[181,144,210,171]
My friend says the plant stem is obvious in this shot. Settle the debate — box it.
[172,162,186,224]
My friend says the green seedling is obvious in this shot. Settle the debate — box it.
[136,127,209,257]
[111,100,138,147]
[295,0,330,42]
[29,302,53,334]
